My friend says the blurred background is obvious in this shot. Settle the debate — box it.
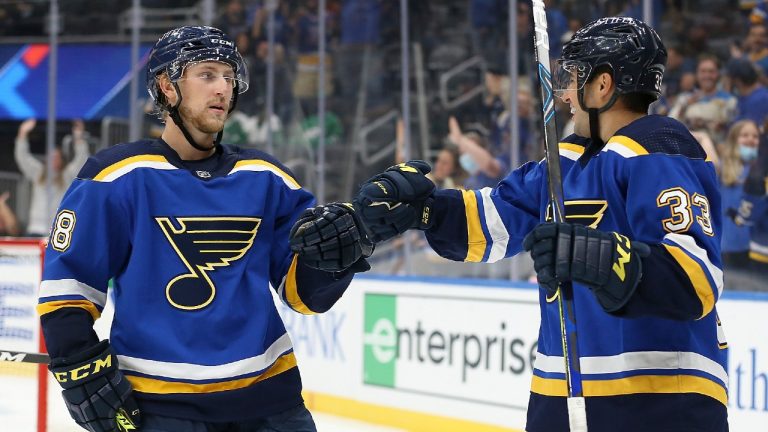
[0,0,766,288]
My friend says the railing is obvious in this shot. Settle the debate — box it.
[100,116,130,150]
[439,55,486,110]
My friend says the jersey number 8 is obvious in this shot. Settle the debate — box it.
[51,210,76,252]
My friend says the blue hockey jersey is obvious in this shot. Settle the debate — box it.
[426,115,728,431]
[38,140,354,422]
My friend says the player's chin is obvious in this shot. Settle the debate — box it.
[199,119,226,134]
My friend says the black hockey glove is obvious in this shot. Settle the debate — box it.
[290,202,374,273]
[522,223,651,312]
[353,160,436,244]
[49,340,141,432]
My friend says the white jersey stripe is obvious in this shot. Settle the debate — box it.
[559,149,582,161]
[38,279,108,308]
[750,240,768,256]
[534,350,728,384]
[602,142,639,158]
[479,188,510,263]
[98,161,177,182]
[117,332,294,381]
[229,163,301,190]
[664,233,724,297]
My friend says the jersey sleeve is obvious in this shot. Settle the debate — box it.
[425,160,545,262]
[265,167,357,315]
[37,163,133,358]
[621,154,723,320]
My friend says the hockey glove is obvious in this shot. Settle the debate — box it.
[726,198,754,227]
[353,160,436,243]
[522,223,651,312]
[49,340,141,432]
[290,202,374,273]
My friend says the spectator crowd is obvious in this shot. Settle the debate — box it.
[0,0,766,286]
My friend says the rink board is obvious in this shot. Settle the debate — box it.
[279,275,768,431]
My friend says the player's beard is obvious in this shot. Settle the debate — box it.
[179,102,227,134]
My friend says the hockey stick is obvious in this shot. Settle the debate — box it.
[531,1,587,431]
[0,349,51,364]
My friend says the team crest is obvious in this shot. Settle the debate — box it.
[156,216,261,310]
[546,199,608,228]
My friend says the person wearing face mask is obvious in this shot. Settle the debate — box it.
[448,117,509,190]
[720,120,760,269]
[729,126,768,275]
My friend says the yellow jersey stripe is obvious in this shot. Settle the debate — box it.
[231,160,301,189]
[749,250,768,264]
[559,143,585,155]
[36,300,101,321]
[531,374,727,406]
[663,244,715,318]
[608,135,649,156]
[93,155,170,181]
[462,189,486,262]
[284,255,317,315]
[127,352,297,394]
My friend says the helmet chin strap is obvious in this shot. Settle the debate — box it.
[167,82,239,153]
[577,88,619,162]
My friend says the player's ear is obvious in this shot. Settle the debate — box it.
[597,71,615,101]
[158,74,178,106]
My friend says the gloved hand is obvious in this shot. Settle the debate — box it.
[522,223,651,312]
[726,200,753,227]
[49,340,141,432]
[290,202,374,273]
[353,160,436,243]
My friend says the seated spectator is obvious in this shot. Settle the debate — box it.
[216,0,249,42]
[745,22,768,75]
[734,131,768,275]
[668,54,736,141]
[448,117,504,189]
[0,191,20,237]
[291,0,336,106]
[14,119,90,236]
[426,144,467,190]
[719,120,761,269]
[663,44,696,101]
[725,57,768,126]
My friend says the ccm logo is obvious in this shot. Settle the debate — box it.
[54,354,112,383]
[211,38,234,47]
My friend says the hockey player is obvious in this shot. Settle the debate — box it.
[354,17,727,432]
[38,26,371,432]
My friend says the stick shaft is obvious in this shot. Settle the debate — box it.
[531,2,587,430]
[0,350,51,364]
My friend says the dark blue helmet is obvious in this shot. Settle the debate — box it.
[146,26,249,105]
[557,17,667,100]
